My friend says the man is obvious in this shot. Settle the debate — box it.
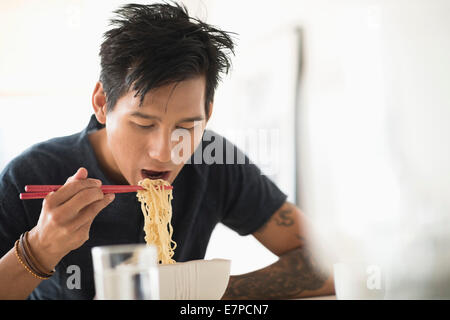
[0,3,334,299]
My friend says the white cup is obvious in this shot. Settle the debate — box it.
[333,262,385,300]
[91,244,159,300]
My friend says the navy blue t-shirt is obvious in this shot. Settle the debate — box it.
[0,115,287,299]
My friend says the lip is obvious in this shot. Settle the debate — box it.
[141,169,171,182]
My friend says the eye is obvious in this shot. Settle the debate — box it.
[176,126,195,131]
[176,122,200,131]
[134,123,155,130]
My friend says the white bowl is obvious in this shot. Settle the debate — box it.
[158,258,231,300]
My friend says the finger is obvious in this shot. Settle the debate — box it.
[58,187,106,217]
[72,193,115,229]
[66,167,88,183]
[49,178,102,207]
[75,194,115,240]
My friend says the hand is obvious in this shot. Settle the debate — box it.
[27,167,115,271]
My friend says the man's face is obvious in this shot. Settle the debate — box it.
[103,76,209,185]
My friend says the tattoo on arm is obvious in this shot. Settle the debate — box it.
[274,209,294,227]
[222,246,328,300]
[255,206,295,234]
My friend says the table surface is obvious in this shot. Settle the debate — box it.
[298,295,336,300]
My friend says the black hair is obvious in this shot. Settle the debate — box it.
[99,2,235,116]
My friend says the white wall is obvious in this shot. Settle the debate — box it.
[294,0,450,297]
[0,0,111,167]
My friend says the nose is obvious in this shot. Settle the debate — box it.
[147,128,173,163]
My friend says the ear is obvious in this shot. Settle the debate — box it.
[92,81,108,125]
[206,102,214,122]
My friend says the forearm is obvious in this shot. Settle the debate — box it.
[222,246,335,300]
[0,229,62,299]
[0,247,43,299]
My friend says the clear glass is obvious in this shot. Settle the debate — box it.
[91,244,159,300]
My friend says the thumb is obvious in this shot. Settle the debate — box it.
[67,167,88,183]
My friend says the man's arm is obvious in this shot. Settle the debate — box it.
[0,168,114,299]
[222,202,335,299]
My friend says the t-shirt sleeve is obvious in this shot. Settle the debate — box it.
[0,161,34,257]
[218,144,287,236]
[0,148,56,258]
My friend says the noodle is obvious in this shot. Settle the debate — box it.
[136,178,177,264]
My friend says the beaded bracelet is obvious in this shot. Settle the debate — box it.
[19,233,53,279]
[14,239,50,280]
[21,232,55,277]
[19,234,41,277]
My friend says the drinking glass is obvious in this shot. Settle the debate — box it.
[91,243,159,300]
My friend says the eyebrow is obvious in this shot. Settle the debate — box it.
[130,111,160,120]
[130,111,205,123]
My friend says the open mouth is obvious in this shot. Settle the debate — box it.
[141,169,170,181]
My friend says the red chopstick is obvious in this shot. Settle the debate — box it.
[20,184,173,200]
